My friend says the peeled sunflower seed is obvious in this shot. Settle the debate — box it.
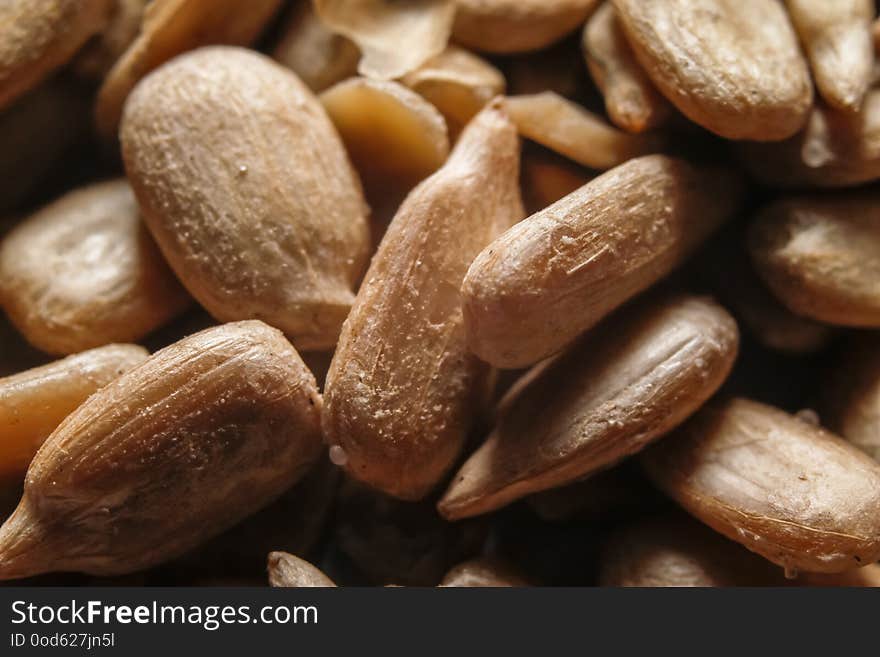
[642,398,880,575]
[321,77,450,237]
[612,0,813,141]
[401,45,505,139]
[599,514,785,587]
[323,102,524,501]
[739,88,880,189]
[821,338,880,462]
[748,194,880,328]
[0,344,147,485]
[268,552,336,588]
[784,0,874,112]
[453,0,600,54]
[438,294,738,520]
[0,179,191,355]
[314,0,455,80]
[95,0,283,139]
[272,0,360,93]
[0,321,323,579]
[439,558,530,587]
[121,46,370,352]
[0,0,111,110]
[73,0,149,81]
[582,2,671,134]
[462,154,744,369]
[503,92,662,171]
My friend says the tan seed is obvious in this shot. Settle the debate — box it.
[642,398,880,574]
[0,344,147,484]
[121,46,370,351]
[749,194,880,328]
[582,2,671,134]
[323,101,524,501]
[453,0,600,54]
[439,558,530,587]
[612,0,813,141]
[439,295,739,520]
[0,179,191,355]
[785,0,874,112]
[0,321,323,579]
[268,552,336,588]
[462,154,744,369]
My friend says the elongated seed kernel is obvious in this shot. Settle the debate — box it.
[95,0,283,138]
[0,179,191,355]
[503,93,662,171]
[0,0,111,110]
[323,102,524,501]
[642,398,880,574]
[314,0,455,80]
[439,558,530,587]
[121,46,370,351]
[321,77,450,237]
[462,154,745,369]
[0,344,148,484]
[439,295,738,520]
[784,0,874,112]
[453,0,600,54]
[613,0,813,141]
[821,338,880,462]
[748,194,880,328]
[0,321,323,579]
[272,0,359,93]
[268,552,336,587]
[599,514,786,587]
[582,2,671,134]
[739,88,880,188]
[401,46,506,139]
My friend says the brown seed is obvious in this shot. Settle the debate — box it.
[739,89,880,188]
[439,294,739,520]
[453,0,600,54]
[821,337,880,463]
[401,45,506,139]
[73,0,149,81]
[320,77,450,238]
[503,92,662,171]
[612,0,813,141]
[0,344,148,484]
[462,154,744,369]
[323,102,524,501]
[642,397,880,574]
[599,514,786,587]
[268,552,336,588]
[439,558,531,587]
[749,194,880,328]
[272,0,360,93]
[95,0,283,139]
[0,321,323,579]
[314,0,455,80]
[0,179,191,355]
[0,0,111,110]
[784,0,874,112]
[582,2,671,134]
[121,46,370,352]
